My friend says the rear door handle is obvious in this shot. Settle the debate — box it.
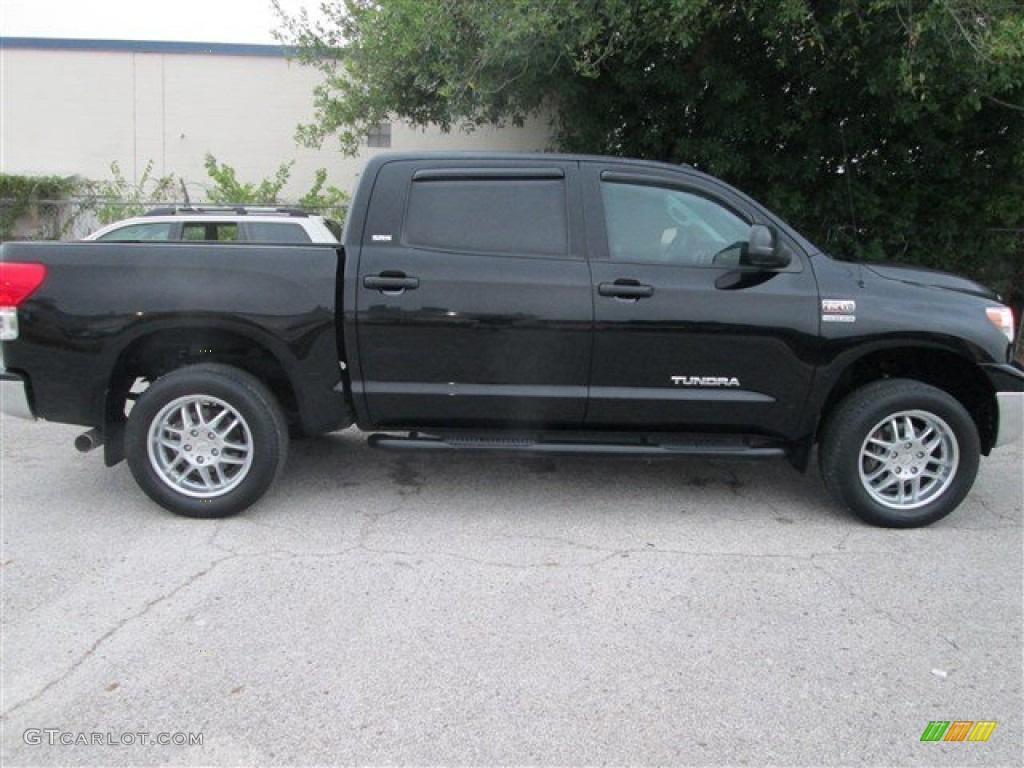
[598,281,654,300]
[364,274,420,294]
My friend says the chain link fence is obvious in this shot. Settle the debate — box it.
[1,197,97,241]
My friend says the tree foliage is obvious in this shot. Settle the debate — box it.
[202,154,349,217]
[0,174,83,239]
[202,154,294,205]
[89,160,178,224]
[3,157,351,241]
[276,0,1024,304]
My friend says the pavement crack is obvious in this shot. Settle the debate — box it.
[356,502,407,549]
[493,533,613,554]
[1,553,237,719]
[809,555,916,636]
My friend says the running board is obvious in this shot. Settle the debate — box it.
[367,433,786,458]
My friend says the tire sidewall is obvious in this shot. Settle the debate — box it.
[126,366,286,518]
[823,380,980,528]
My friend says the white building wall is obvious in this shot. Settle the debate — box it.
[0,41,552,200]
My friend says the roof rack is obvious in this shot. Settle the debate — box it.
[141,205,311,217]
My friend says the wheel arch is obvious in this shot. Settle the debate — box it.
[811,344,997,458]
[101,323,307,465]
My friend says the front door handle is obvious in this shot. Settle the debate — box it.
[598,280,654,300]
[364,273,420,294]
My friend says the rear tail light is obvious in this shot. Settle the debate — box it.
[0,262,47,341]
[0,262,47,307]
[986,306,1015,344]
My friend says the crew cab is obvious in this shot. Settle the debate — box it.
[2,153,1022,527]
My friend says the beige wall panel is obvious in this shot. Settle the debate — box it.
[2,50,135,179]
[2,45,552,200]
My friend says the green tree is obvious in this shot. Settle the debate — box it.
[202,155,349,218]
[89,160,177,224]
[202,154,294,205]
[296,167,350,219]
[275,0,1024,304]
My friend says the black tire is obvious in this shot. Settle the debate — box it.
[820,378,980,528]
[125,364,288,518]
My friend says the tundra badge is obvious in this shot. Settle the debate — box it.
[671,376,741,387]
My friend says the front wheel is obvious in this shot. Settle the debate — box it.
[125,364,288,518]
[820,379,980,528]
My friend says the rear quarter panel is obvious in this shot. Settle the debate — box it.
[2,241,344,431]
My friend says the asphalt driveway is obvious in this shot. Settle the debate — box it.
[2,417,1021,766]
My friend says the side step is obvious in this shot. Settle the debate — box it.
[367,433,786,459]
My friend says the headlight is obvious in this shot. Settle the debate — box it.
[986,306,1015,343]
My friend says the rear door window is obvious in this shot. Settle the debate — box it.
[404,172,568,258]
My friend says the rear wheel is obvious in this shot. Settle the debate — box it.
[820,379,979,527]
[125,364,288,518]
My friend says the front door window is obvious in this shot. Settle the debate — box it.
[601,182,751,268]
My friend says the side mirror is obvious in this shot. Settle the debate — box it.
[744,225,790,269]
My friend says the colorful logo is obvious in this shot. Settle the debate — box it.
[920,721,997,742]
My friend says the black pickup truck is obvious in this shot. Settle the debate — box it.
[2,153,1022,527]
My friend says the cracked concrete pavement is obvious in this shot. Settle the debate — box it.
[2,417,1021,766]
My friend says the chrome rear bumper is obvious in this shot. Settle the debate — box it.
[0,371,35,420]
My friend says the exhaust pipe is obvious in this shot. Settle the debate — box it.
[75,428,104,453]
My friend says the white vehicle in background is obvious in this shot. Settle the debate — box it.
[84,206,342,244]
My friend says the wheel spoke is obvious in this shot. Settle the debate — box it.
[210,464,226,485]
[864,465,890,484]
[878,419,895,442]
[195,466,214,489]
[170,462,192,486]
[863,443,890,460]
[903,415,917,441]
[147,394,254,499]
[874,474,900,493]
[207,408,230,430]
[859,408,960,512]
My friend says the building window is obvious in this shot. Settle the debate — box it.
[366,121,392,148]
